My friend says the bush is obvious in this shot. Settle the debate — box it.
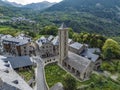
[64,74,77,90]
[90,82,95,88]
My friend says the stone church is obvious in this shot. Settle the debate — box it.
[58,23,94,80]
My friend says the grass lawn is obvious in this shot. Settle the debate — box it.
[45,63,120,90]
[17,67,34,82]
[45,63,68,87]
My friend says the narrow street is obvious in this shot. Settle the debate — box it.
[33,56,48,90]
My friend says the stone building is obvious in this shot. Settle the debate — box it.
[58,23,94,80]
[52,36,59,56]
[69,42,86,55]
[58,23,68,64]
[69,41,101,70]
[36,36,54,58]
[2,37,34,56]
[63,52,93,80]
[81,48,102,70]
[16,33,32,42]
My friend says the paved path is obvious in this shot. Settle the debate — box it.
[33,56,48,90]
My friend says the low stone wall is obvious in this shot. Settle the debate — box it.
[43,56,59,66]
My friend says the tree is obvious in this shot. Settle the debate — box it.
[68,28,74,38]
[64,74,77,90]
[41,25,58,35]
[102,39,120,59]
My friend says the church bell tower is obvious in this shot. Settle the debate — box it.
[59,23,68,65]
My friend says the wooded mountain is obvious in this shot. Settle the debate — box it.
[23,1,56,10]
[43,0,120,36]
[1,0,120,36]
[2,0,23,7]
[0,0,12,7]
[47,0,120,19]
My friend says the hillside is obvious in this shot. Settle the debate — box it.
[0,0,12,7]
[42,0,120,36]
[1,0,120,36]
[23,1,56,10]
[2,0,23,7]
[47,0,120,19]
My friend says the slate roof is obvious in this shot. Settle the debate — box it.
[16,34,31,42]
[0,55,33,90]
[0,70,33,90]
[0,56,12,71]
[69,42,84,50]
[80,49,99,62]
[2,37,29,46]
[52,36,59,45]
[1,35,13,40]
[48,35,54,41]
[0,81,20,90]
[36,36,52,47]
[4,56,33,69]
[88,48,101,54]
[0,34,4,38]
[64,52,91,73]
[37,36,49,44]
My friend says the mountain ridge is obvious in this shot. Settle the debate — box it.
[23,1,56,10]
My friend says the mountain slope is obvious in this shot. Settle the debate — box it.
[40,0,120,36]
[47,0,120,19]
[0,0,12,7]
[23,1,56,10]
[2,0,23,7]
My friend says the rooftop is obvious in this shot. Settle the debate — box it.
[16,34,32,42]
[0,55,33,90]
[36,36,52,47]
[64,52,91,73]
[88,48,101,54]
[69,42,84,50]
[48,35,54,41]
[5,56,33,69]
[0,70,33,90]
[0,56,12,71]
[2,37,29,46]
[80,50,99,62]
[52,36,59,45]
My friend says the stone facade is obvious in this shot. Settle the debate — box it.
[36,36,60,59]
[58,24,68,64]
[36,36,54,58]
[2,37,35,56]
[58,23,94,80]
[69,42,86,55]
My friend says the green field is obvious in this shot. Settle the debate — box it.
[45,63,120,90]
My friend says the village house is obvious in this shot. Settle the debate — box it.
[36,36,54,58]
[2,37,35,56]
[69,42,87,55]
